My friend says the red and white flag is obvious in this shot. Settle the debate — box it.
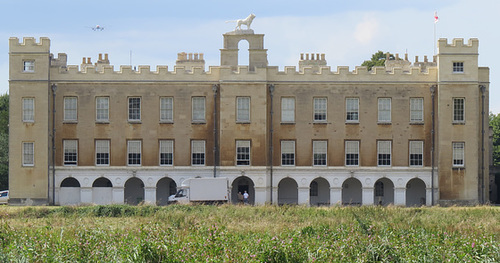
[434,11,439,23]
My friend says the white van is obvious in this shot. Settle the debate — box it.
[0,190,9,204]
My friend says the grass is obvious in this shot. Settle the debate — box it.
[0,205,499,262]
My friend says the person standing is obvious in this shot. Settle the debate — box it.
[243,191,249,204]
[237,192,243,204]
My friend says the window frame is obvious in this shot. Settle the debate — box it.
[410,98,424,123]
[96,96,109,122]
[313,97,327,122]
[159,140,174,166]
[191,140,206,166]
[281,140,295,166]
[128,97,141,122]
[127,140,142,166]
[452,142,465,167]
[63,96,78,122]
[378,98,391,123]
[345,141,359,166]
[453,62,464,73]
[192,97,206,123]
[95,139,110,166]
[22,97,35,122]
[23,60,35,72]
[236,97,251,123]
[346,97,359,123]
[409,141,424,167]
[22,142,34,166]
[63,139,78,166]
[160,97,174,123]
[236,140,251,166]
[453,97,465,123]
[313,140,327,166]
[377,140,392,167]
[281,97,295,123]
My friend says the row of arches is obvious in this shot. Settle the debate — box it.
[59,176,427,206]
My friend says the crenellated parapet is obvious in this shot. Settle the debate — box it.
[9,37,50,53]
[438,38,479,54]
[51,53,67,67]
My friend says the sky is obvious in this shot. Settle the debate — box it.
[1,0,498,112]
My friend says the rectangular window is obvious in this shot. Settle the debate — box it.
[313,98,327,122]
[409,141,423,167]
[22,142,34,166]
[453,62,464,73]
[192,97,206,122]
[64,97,78,122]
[410,98,424,123]
[378,98,391,123]
[281,141,295,166]
[127,140,141,166]
[346,98,359,122]
[313,140,327,166]
[96,97,109,122]
[23,61,34,72]
[236,97,250,122]
[281,97,295,123]
[453,98,465,123]
[378,141,391,166]
[191,140,205,165]
[128,97,141,121]
[22,98,34,122]
[345,141,359,166]
[160,97,173,122]
[236,140,250,166]
[63,140,78,166]
[159,140,173,166]
[453,142,465,167]
[95,140,110,166]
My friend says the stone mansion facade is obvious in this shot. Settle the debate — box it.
[8,29,489,206]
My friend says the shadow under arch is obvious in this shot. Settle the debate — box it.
[374,177,394,206]
[231,176,255,205]
[278,177,298,205]
[406,178,426,206]
[156,177,177,206]
[310,177,330,206]
[124,177,144,205]
[342,177,362,205]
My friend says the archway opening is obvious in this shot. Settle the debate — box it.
[61,177,80,187]
[231,176,255,205]
[238,39,250,69]
[92,177,112,187]
[124,177,144,205]
[374,178,394,205]
[342,178,362,205]
[92,177,113,205]
[406,178,426,206]
[278,178,298,205]
[310,177,330,206]
[59,177,81,205]
[156,177,177,206]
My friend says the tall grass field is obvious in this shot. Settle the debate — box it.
[0,205,499,262]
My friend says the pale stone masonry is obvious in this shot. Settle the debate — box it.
[8,30,489,206]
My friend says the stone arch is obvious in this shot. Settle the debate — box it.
[231,176,255,205]
[124,177,145,205]
[156,177,177,206]
[374,177,394,205]
[220,33,268,71]
[92,177,113,205]
[278,177,298,205]
[406,178,426,206]
[59,177,80,205]
[309,177,330,206]
[342,178,362,205]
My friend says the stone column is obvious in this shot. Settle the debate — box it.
[394,187,406,206]
[362,187,374,205]
[298,186,310,206]
[426,187,433,206]
[254,186,267,205]
[144,187,156,205]
[330,187,342,206]
[113,187,124,204]
[80,187,92,204]
[271,186,278,205]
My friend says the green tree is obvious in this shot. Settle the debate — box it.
[361,51,395,71]
[0,94,7,190]
[490,113,500,166]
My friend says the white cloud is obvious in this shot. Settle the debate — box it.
[353,15,380,45]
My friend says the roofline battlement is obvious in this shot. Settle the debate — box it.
[438,38,479,54]
[9,37,50,53]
